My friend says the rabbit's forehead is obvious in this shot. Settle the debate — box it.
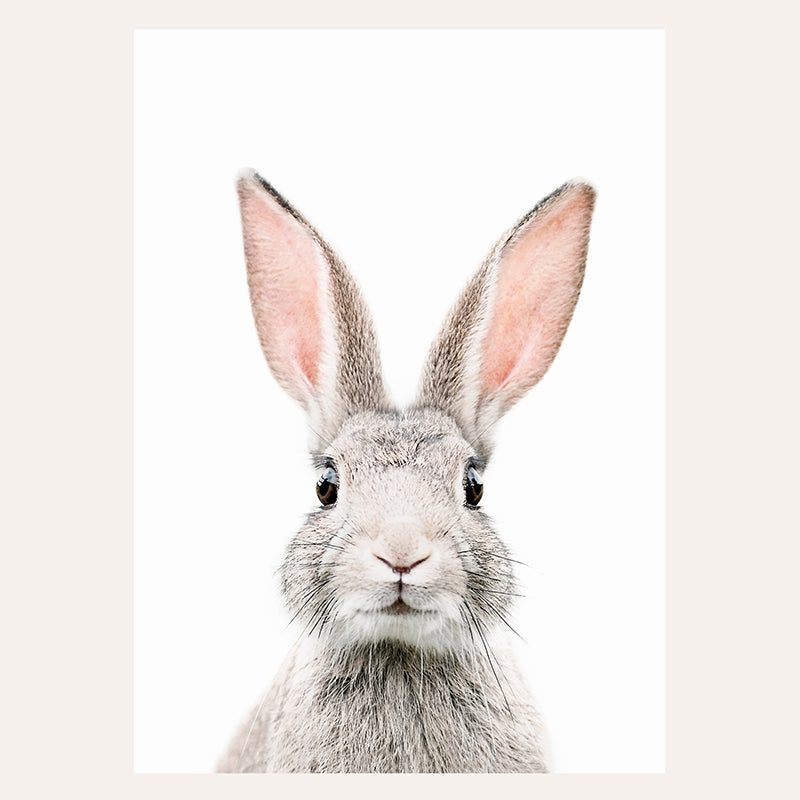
[330,410,472,470]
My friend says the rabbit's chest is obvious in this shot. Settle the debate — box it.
[262,653,547,773]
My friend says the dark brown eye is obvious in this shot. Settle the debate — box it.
[464,465,483,507]
[316,466,339,506]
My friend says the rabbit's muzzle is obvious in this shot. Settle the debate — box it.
[371,517,434,577]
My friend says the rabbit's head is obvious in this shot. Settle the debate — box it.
[237,170,594,654]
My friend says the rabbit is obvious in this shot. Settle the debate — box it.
[216,169,596,773]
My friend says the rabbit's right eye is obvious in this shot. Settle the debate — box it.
[316,466,339,506]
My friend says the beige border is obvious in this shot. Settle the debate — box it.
[4,1,797,799]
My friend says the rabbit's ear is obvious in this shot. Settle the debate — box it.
[415,181,595,456]
[237,170,390,450]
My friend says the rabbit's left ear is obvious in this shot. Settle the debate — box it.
[415,181,596,457]
[237,170,390,451]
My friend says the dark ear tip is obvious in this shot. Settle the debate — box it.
[236,168,296,216]
[237,167,268,193]
[564,179,597,208]
[237,168,280,196]
[519,179,596,232]
[536,180,596,222]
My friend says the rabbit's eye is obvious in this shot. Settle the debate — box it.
[464,465,483,507]
[316,466,339,506]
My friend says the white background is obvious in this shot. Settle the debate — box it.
[134,29,664,773]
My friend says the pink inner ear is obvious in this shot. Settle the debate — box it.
[239,181,325,394]
[481,188,593,397]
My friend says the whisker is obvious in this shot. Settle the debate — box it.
[285,583,328,628]
[464,604,513,718]
[328,517,359,548]
[463,570,507,584]
[290,542,344,551]
[473,597,528,643]
[459,605,478,653]
[459,547,529,567]
[306,594,337,638]
[236,682,271,770]
[468,585,526,598]
[462,608,497,770]
[306,423,336,454]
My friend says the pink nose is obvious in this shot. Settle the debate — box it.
[374,553,431,575]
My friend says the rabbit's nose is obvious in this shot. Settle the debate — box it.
[371,518,434,577]
[373,552,431,575]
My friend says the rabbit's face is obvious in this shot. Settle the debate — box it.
[239,169,594,656]
[280,408,517,654]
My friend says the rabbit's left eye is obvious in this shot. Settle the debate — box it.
[464,465,483,507]
[316,466,339,506]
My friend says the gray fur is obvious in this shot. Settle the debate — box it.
[326,252,392,423]
[219,638,547,773]
[220,172,595,773]
[416,180,595,457]
[413,259,495,457]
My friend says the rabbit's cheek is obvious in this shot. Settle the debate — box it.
[319,538,341,568]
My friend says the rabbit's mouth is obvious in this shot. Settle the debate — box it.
[381,599,429,616]
[341,595,464,651]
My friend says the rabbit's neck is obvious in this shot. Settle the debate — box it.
[260,637,548,773]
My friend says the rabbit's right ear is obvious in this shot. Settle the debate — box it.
[237,170,390,450]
